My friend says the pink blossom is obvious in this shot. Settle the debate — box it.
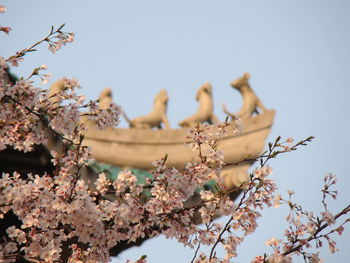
[42,73,52,84]
[268,253,292,263]
[327,239,338,253]
[4,242,17,253]
[8,56,23,66]
[286,137,294,143]
[287,190,295,196]
[251,256,265,263]
[309,253,323,263]
[322,211,335,225]
[283,145,291,152]
[0,5,6,13]
[265,237,280,247]
[200,190,214,201]
[274,194,281,208]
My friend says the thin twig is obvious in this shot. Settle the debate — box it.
[283,205,350,256]
[191,242,201,263]
[5,24,66,62]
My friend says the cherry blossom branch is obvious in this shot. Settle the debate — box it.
[2,94,76,146]
[206,135,315,261]
[5,24,75,66]
[226,136,314,167]
[253,173,350,263]
[208,177,265,259]
[191,242,201,263]
[283,205,350,257]
[209,215,234,259]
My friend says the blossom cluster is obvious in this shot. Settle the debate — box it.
[3,23,75,67]
[252,173,349,263]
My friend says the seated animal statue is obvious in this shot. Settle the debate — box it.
[98,87,113,110]
[123,89,171,129]
[47,79,65,105]
[223,72,267,119]
[178,82,219,128]
[48,78,82,106]
[48,80,116,126]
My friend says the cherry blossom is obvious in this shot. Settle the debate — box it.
[0,5,6,13]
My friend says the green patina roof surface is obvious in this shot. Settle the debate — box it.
[91,162,153,184]
[90,162,219,194]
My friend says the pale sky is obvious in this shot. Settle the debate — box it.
[1,1,350,262]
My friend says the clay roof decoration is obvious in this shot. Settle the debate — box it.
[81,73,275,202]
[92,72,270,130]
[223,72,268,119]
[1,70,274,198]
[122,89,171,129]
[98,88,113,110]
[179,82,219,128]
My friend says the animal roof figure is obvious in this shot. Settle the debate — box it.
[47,79,65,105]
[223,72,268,119]
[98,88,113,110]
[123,89,171,129]
[178,82,219,128]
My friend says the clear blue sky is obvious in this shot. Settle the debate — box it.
[2,1,350,262]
